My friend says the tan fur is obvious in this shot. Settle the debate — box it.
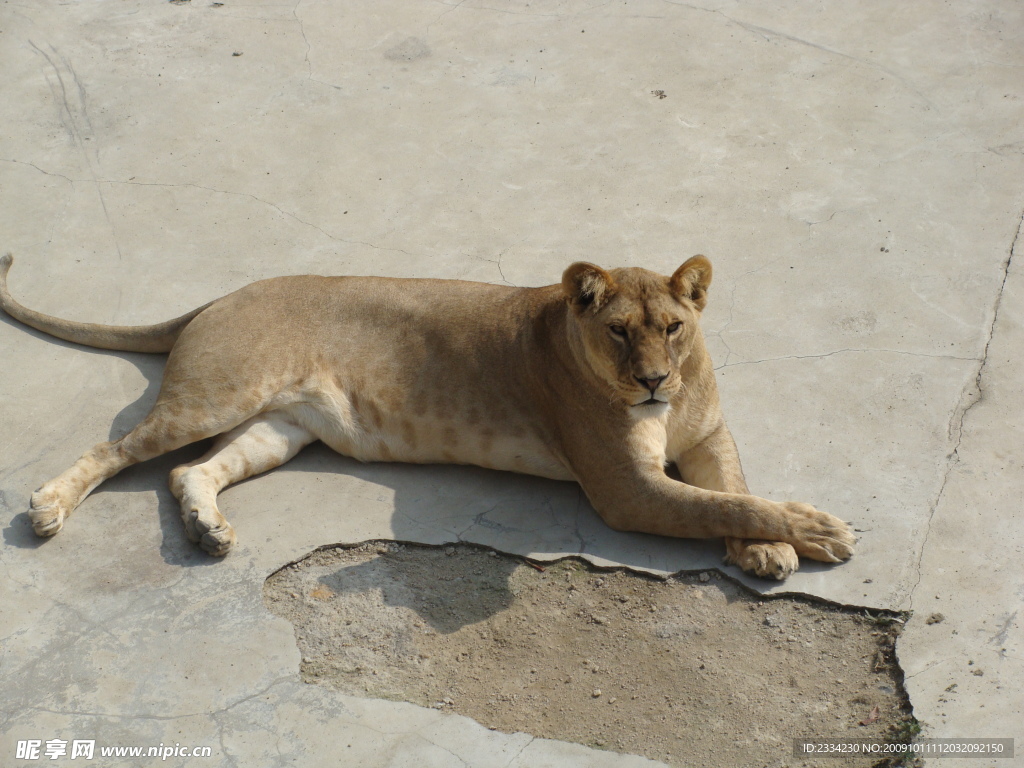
[0,252,854,579]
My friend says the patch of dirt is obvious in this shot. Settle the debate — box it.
[264,542,916,768]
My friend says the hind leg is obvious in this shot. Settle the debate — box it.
[168,410,315,555]
[29,439,138,536]
[29,400,258,538]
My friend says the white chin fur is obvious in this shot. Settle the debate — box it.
[629,400,669,418]
[629,392,670,407]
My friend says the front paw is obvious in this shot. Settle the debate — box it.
[29,491,66,537]
[783,502,856,563]
[725,538,799,580]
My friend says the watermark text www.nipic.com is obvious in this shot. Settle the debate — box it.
[16,740,214,761]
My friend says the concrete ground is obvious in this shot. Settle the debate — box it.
[1,0,1021,765]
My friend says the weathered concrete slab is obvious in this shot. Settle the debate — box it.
[2,0,1022,765]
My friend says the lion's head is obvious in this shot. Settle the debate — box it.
[561,255,712,411]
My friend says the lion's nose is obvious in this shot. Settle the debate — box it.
[636,375,667,393]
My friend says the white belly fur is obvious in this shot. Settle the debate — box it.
[271,380,574,482]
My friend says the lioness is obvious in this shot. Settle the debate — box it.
[0,253,853,579]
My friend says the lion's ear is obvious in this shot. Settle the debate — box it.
[670,255,712,311]
[562,262,615,312]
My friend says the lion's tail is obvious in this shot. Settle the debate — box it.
[0,253,214,353]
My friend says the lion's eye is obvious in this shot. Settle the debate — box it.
[609,325,627,337]
[667,322,682,334]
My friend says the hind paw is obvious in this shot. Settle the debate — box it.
[183,507,236,556]
[29,491,67,537]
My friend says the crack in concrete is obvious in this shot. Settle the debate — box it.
[2,159,423,259]
[503,735,536,767]
[457,502,506,540]
[215,719,240,768]
[494,243,515,286]
[476,238,523,286]
[427,0,469,29]
[24,705,206,723]
[904,655,954,680]
[704,251,795,366]
[805,209,848,227]
[27,42,124,262]
[737,22,938,111]
[276,703,496,764]
[0,157,75,258]
[572,485,587,554]
[20,676,295,726]
[212,676,297,718]
[662,1,938,111]
[0,590,169,730]
[417,736,470,767]
[906,641,1022,680]
[907,208,1023,611]
[714,347,976,370]
[1,157,75,183]
[50,599,123,645]
[292,0,311,78]
[704,280,739,366]
[208,678,297,768]
[427,0,565,18]
[28,41,83,149]
[105,179,422,257]
[289,0,340,90]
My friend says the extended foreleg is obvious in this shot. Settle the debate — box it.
[674,422,800,580]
